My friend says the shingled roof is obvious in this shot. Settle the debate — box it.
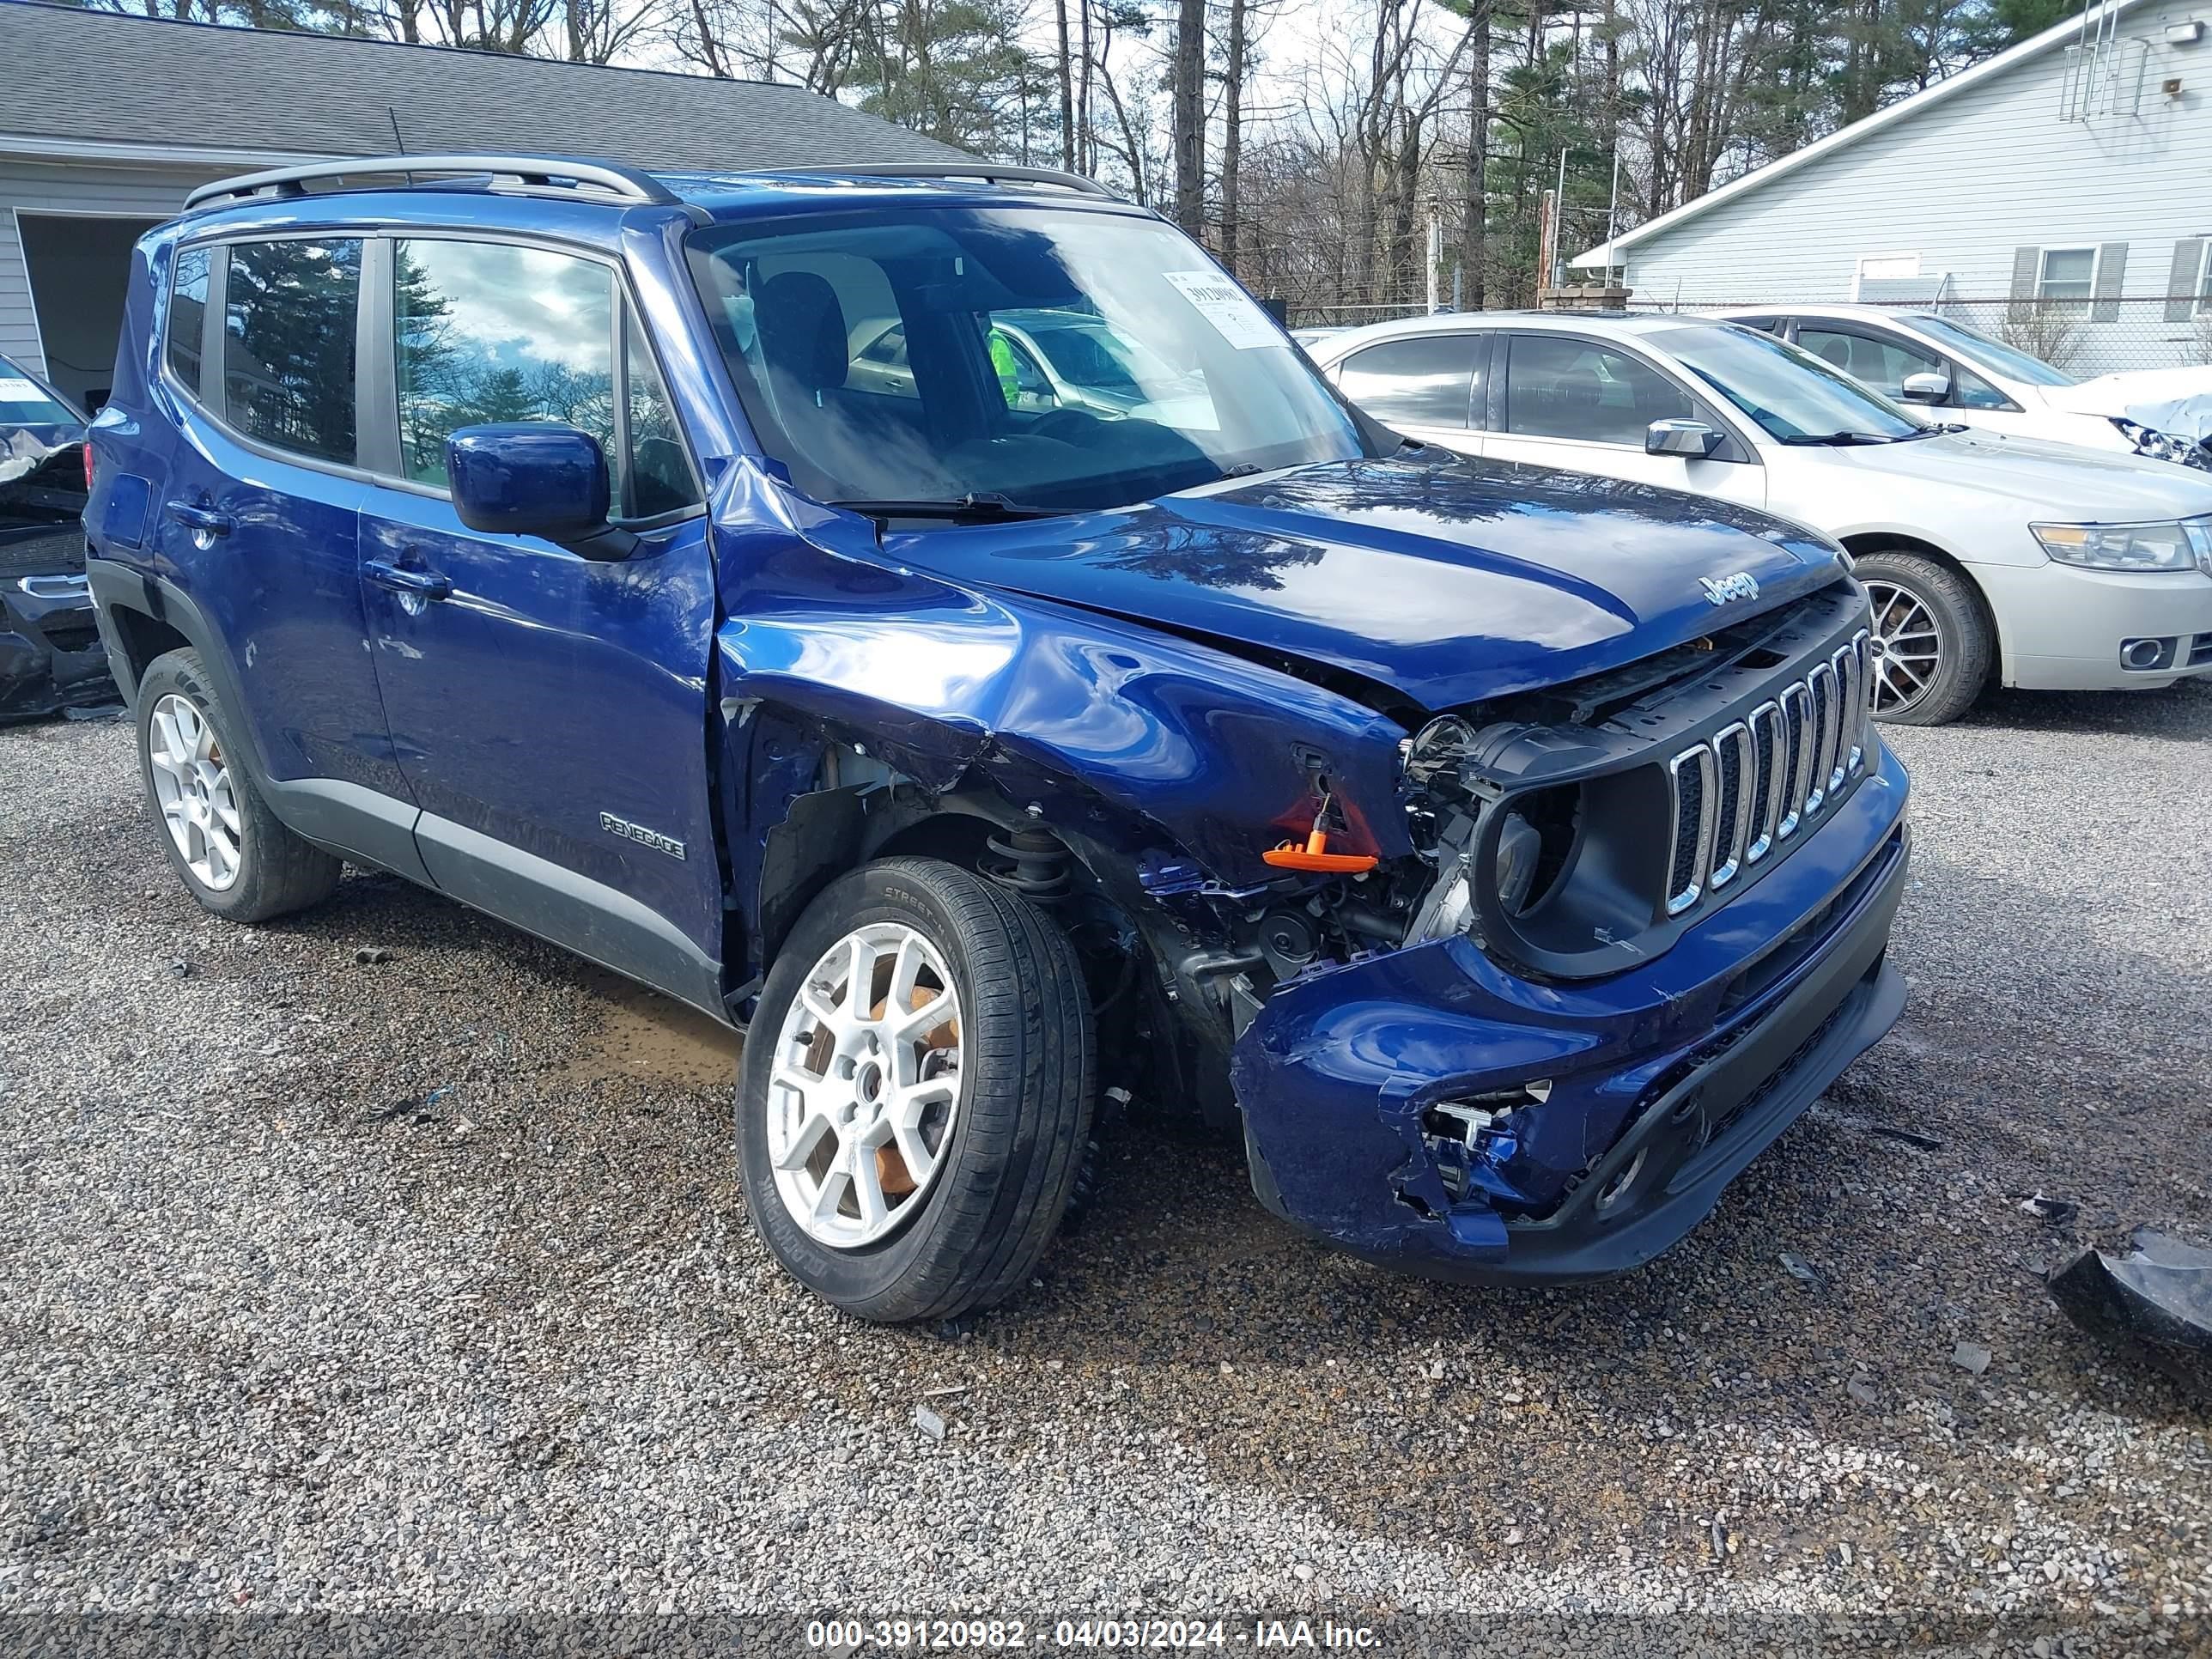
[0,1,969,171]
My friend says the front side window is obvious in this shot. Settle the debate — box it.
[2037,247,2097,312]
[1661,324,1924,444]
[1794,327,1940,401]
[1338,336,1483,428]
[684,206,1365,512]
[1503,334,1692,446]
[623,308,700,518]
[166,247,210,393]
[222,238,362,465]
[394,239,615,489]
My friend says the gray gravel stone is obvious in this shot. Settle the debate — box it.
[2,683,2209,1650]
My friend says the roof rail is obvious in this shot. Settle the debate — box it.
[184,154,681,212]
[768,161,1118,198]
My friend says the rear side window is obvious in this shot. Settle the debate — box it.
[222,238,362,465]
[394,239,615,490]
[1337,336,1483,428]
[166,247,210,392]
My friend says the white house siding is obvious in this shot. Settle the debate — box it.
[1613,0,2212,374]
[0,156,234,390]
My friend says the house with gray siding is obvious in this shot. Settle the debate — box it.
[0,2,964,407]
[1571,0,2212,374]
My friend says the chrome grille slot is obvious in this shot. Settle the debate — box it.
[1665,744,1717,916]
[1777,683,1812,841]
[1806,662,1838,812]
[1709,721,1754,890]
[1747,701,1785,865]
[1836,635,1866,776]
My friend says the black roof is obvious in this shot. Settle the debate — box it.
[0,2,970,172]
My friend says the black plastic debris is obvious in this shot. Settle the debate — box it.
[2020,1192,2078,1225]
[2048,1228,2212,1395]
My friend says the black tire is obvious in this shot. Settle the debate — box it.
[135,648,342,922]
[737,857,1096,1323]
[1856,550,1993,727]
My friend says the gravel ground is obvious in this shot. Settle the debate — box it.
[3,684,2209,1655]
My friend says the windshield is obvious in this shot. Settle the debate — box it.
[685,206,1364,513]
[1662,323,1927,443]
[1903,313,2076,387]
[0,357,80,431]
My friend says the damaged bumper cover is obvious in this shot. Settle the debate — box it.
[1232,744,1910,1285]
[1,568,113,720]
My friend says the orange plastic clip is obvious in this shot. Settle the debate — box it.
[1262,825,1378,874]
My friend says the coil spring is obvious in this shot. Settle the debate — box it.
[982,824,1072,903]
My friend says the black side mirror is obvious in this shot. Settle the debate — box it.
[447,423,636,561]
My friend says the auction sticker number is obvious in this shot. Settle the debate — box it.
[807,1620,1030,1649]
[1162,273,1280,350]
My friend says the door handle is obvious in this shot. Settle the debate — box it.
[363,559,452,602]
[165,501,234,537]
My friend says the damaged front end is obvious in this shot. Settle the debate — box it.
[3,411,112,720]
[1229,580,1913,1283]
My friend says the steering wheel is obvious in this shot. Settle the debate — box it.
[1030,407,1110,445]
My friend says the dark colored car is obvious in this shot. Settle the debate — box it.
[2,355,112,718]
[83,155,1911,1322]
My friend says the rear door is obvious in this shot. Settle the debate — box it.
[149,234,422,866]
[1481,331,1767,511]
[354,234,725,1014]
[1329,331,1489,453]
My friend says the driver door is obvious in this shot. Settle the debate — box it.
[356,234,726,1015]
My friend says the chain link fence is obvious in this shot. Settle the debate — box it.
[1271,287,2212,378]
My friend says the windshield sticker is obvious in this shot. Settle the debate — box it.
[1162,272,1281,350]
[0,378,47,402]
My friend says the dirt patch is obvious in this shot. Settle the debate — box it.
[562,966,742,1090]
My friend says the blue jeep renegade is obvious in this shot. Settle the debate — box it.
[83,155,1910,1322]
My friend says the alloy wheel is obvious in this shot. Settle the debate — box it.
[147,692,242,891]
[766,921,963,1249]
[1863,578,1944,717]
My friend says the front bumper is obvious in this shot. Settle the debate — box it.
[1231,744,1911,1285]
[0,569,115,720]
[1976,561,2212,691]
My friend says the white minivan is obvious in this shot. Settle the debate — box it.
[1307,312,2212,724]
[1719,305,2211,471]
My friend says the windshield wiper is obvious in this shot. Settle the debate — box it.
[830,492,1066,525]
[1778,430,1901,447]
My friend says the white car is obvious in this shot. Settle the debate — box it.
[1306,312,2212,724]
[1719,305,2211,471]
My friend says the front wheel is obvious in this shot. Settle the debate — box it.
[736,857,1096,1322]
[1856,551,1993,726]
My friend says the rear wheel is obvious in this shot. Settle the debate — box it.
[1856,551,1992,726]
[737,857,1095,1322]
[136,648,341,921]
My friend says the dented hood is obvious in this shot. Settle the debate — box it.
[882,454,1848,712]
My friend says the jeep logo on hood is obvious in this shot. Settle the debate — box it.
[1700,572,1759,605]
